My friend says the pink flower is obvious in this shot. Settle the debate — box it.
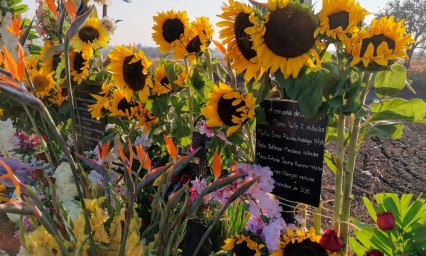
[199,121,214,138]
[319,229,344,252]
[377,212,395,231]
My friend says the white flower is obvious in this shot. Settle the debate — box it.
[100,16,117,34]
[62,200,82,221]
[53,162,78,203]
[0,118,17,153]
[134,126,153,148]
[88,170,103,185]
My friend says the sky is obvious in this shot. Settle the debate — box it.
[23,0,389,46]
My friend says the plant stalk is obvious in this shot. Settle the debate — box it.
[332,115,345,232]
[339,72,373,249]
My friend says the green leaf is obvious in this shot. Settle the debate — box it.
[363,196,377,222]
[324,151,337,174]
[349,237,367,256]
[360,123,404,143]
[374,64,407,98]
[274,71,299,99]
[368,98,426,123]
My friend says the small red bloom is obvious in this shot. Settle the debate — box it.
[319,229,344,252]
[366,249,384,256]
[377,212,395,231]
[31,169,43,181]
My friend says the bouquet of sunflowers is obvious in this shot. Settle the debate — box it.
[0,0,425,255]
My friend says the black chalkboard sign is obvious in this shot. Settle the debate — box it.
[74,83,106,152]
[256,100,326,207]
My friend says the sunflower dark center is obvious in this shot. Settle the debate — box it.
[160,76,170,87]
[232,240,256,256]
[360,34,395,57]
[33,75,49,91]
[163,18,185,43]
[328,11,350,30]
[264,6,316,58]
[78,26,99,43]
[73,52,86,74]
[117,98,136,112]
[52,54,61,71]
[217,96,245,126]
[186,36,202,53]
[283,239,327,256]
[122,55,147,91]
[234,12,257,61]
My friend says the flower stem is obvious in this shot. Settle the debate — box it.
[314,204,322,234]
[332,115,345,232]
[22,104,54,166]
[205,48,214,81]
[340,72,373,249]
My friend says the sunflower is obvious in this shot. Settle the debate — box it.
[270,228,327,256]
[217,0,264,81]
[108,90,144,119]
[88,83,114,119]
[67,50,90,84]
[315,0,368,41]
[173,17,214,63]
[247,0,321,79]
[201,82,255,137]
[152,10,190,53]
[27,69,55,99]
[222,233,265,256]
[48,86,67,106]
[344,16,415,70]
[137,106,159,131]
[40,41,63,74]
[151,64,186,96]
[70,17,109,59]
[108,45,152,102]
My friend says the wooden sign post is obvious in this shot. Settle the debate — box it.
[74,83,106,153]
[256,100,327,207]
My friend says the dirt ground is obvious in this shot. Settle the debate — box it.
[321,122,426,226]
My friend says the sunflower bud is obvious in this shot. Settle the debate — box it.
[319,229,344,252]
[377,212,395,231]
[366,249,384,256]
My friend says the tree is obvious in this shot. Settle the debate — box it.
[378,0,426,67]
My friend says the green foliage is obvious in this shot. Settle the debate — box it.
[374,64,407,98]
[368,98,426,123]
[350,193,426,256]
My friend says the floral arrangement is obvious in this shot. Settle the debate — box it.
[0,0,424,255]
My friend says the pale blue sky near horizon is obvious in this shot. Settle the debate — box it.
[23,0,389,46]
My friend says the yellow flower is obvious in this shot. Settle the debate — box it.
[222,233,265,256]
[217,0,264,81]
[40,40,63,74]
[201,82,255,137]
[345,16,416,69]
[24,226,61,255]
[152,10,190,53]
[27,69,55,99]
[173,17,214,63]
[151,64,186,96]
[274,227,326,256]
[315,0,368,41]
[108,45,152,102]
[108,90,144,119]
[48,86,67,106]
[247,0,321,79]
[137,106,159,131]
[70,17,109,59]
[65,50,91,84]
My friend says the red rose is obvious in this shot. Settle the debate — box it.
[366,249,384,256]
[319,229,344,252]
[377,212,395,231]
[31,169,44,181]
